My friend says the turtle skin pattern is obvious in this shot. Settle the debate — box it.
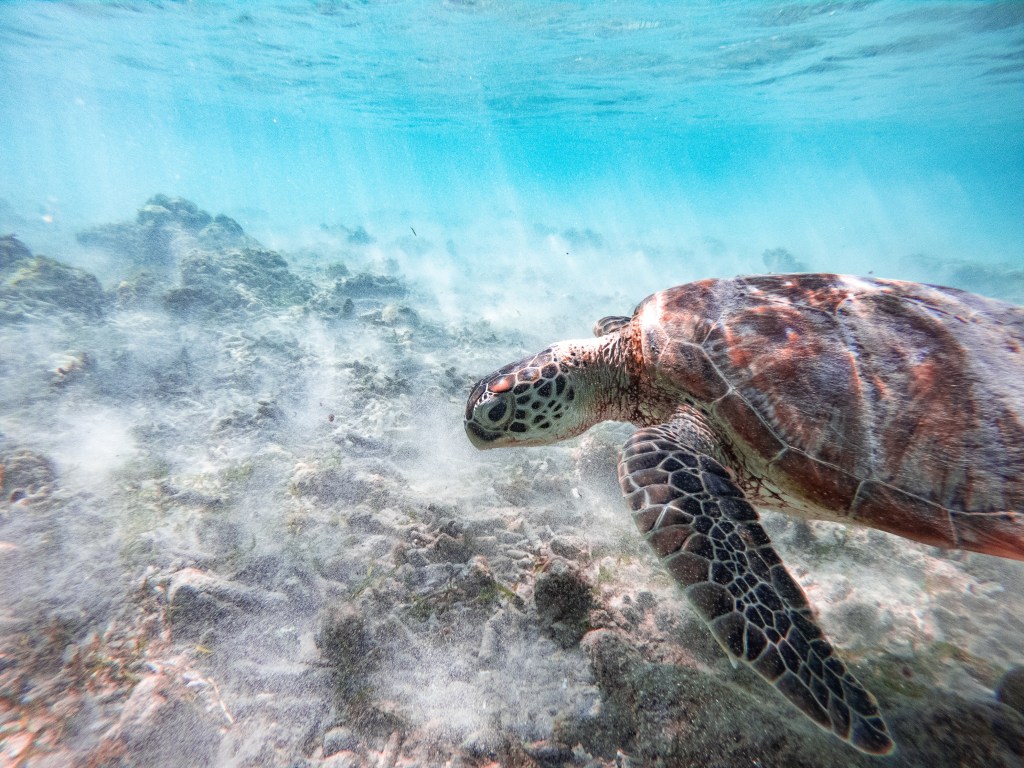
[619,407,894,755]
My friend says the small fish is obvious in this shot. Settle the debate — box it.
[410,226,417,237]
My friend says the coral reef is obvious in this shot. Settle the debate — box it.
[1,198,1023,767]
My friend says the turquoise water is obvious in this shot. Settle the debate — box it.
[2,1,1022,269]
[2,3,1024,766]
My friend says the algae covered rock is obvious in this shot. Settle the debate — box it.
[309,272,409,319]
[77,194,258,272]
[137,194,213,231]
[76,195,313,318]
[1,448,58,506]
[334,272,407,299]
[0,233,33,268]
[0,234,107,322]
[534,556,593,648]
[164,246,312,318]
[997,665,1024,716]
[167,567,288,640]
[113,270,164,310]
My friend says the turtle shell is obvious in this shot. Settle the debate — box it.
[634,273,1024,559]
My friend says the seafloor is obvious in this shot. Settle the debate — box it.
[2,197,1024,768]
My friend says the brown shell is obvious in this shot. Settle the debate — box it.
[634,273,1024,559]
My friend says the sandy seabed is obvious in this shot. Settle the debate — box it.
[2,197,1024,768]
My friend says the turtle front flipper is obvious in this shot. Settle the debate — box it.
[618,408,894,756]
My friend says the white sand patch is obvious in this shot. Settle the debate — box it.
[47,403,140,493]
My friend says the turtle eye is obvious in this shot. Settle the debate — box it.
[486,401,508,423]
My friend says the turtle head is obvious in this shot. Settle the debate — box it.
[465,339,614,450]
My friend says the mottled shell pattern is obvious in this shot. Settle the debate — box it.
[633,274,1024,559]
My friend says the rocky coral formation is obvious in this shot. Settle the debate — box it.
[77,194,259,272]
[0,234,108,322]
[164,245,312,319]
[77,195,313,319]
[76,195,426,324]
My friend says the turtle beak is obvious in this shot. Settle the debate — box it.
[465,419,501,449]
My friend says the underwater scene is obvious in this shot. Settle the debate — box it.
[2,1,1024,766]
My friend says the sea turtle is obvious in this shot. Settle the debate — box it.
[464,273,1024,756]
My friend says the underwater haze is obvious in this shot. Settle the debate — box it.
[2,2,1024,767]
[3,1,1024,276]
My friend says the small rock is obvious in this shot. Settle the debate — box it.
[548,536,585,560]
[316,604,375,696]
[2,448,57,505]
[323,726,358,756]
[534,557,593,648]
[461,727,503,758]
[168,573,233,638]
[635,591,656,612]
[525,740,574,766]
[457,555,500,601]
[289,462,373,506]
[138,194,212,231]
[114,271,165,308]
[197,214,248,250]
[379,304,420,327]
[347,225,374,245]
[427,532,471,563]
[997,665,1024,715]
[168,568,286,638]
[336,431,390,456]
[232,553,286,589]
[400,548,430,569]
[214,398,284,433]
